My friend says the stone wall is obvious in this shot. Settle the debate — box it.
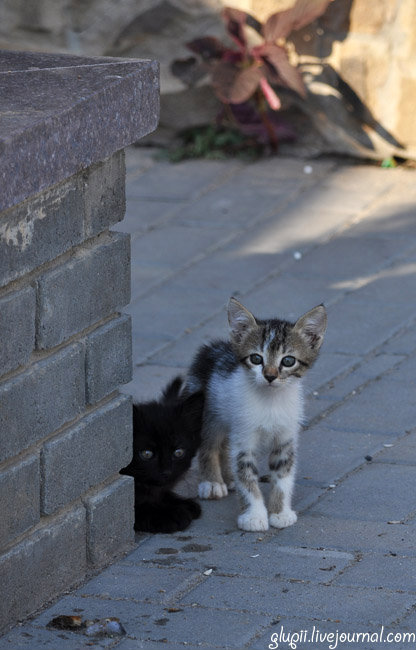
[1,0,414,158]
[0,51,159,632]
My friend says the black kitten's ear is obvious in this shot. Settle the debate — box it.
[132,402,144,430]
[183,390,204,412]
[161,375,184,403]
[180,390,205,435]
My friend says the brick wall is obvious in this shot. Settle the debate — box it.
[0,151,135,631]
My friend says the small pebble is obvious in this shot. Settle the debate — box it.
[293,251,302,260]
[303,165,313,174]
[365,455,373,462]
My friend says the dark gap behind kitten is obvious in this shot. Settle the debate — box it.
[120,377,204,533]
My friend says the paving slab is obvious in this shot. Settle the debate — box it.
[179,575,414,625]
[373,431,416,465]
[297,426,393,487]
[127,534,353,582]
[273,513,416,555]
[125,158,241,201]
[333,552,416,591]
[320,370,416,436]
[307,463,416,523]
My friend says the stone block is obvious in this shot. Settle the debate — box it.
[308,463,416,523]
[85,475,134,567]
[276,513,416,555]
[0,343,85,463]
[130,222,233,301]
[0,178,84,288]
[133,534,353,583]
[126,158,240,202]
[0,454,40,551]
[0,53,159,213]
[0,600,156,648]
[119,195,180,235]
[36,232,130,349]
[78,562,198,603]
[0,286,36,377]
[334,551,416,591]
[116,599,270,649]
[41,395,132,515]
[129,282,224,364]
[373,431,416,465]
[321,374,416,436]
[324,287,416,356]
[86,315,132,404]
[314,353,405,401]
[83,151,126,237]
[0,507,86,633]
[297,426,392,487]
[179,574,414,626]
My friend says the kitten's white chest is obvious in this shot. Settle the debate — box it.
[209,367,303,441]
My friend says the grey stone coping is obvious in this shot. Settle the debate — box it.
[0,50,159,212]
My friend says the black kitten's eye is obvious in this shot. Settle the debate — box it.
[281,356,296,368]
[173,448,185,458]
[249,354,263,365]
[139,450,154,460]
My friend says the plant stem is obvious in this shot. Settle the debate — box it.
[255,89,279,153]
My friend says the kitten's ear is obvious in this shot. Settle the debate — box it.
[183,390,204,413]
[228,297,257,343]
[293,304,327,351]
[180,391,204,437]
[161,375,183,402]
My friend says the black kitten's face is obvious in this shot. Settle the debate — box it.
[127,393,203,488]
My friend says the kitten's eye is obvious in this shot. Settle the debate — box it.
[139,450,154,460]
[249,354,263,365]
[281,356,296,368]
[173,448,185,458]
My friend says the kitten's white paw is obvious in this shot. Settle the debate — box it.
[198,481,228,500]
[238,509,269,532]
[269,509,297,529]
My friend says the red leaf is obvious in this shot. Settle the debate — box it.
[221,7,263,42]
[258,43,306,97]
[263,0,333,41]
[186,36,227,61]
[259,77,281,110]
[211,61,263,104]
[222,7,247,49]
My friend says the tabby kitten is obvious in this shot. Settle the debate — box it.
[185,297,327,532]
[120,377,204,533]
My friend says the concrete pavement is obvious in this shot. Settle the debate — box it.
[1,148,416,649]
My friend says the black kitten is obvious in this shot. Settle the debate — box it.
[120,377,204,533]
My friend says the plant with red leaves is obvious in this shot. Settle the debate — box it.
[175,0,333,151]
